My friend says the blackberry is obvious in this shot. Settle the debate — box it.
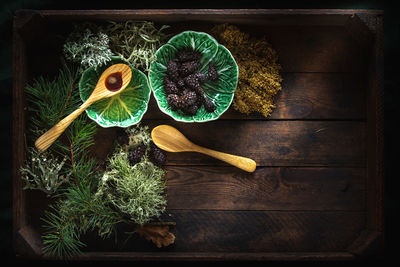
[167,94,183,110]
[195,93,205,108]
[163,76,179,94]
[167,60,180,82]
[163,47,218,116]
[180,90,197,108]
[195,73,209,84]
[193,85,205,96]
[176,79,185,89]
[184,74,201,91]
[204,96,216,113]
[177,48,202,62]
[179,61,201,77]
[128,144,147,165]
[208,63,219,82]
[183,104,199,116]
[149,142,167,166]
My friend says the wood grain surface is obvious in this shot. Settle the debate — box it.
[164,167,365,210]
[144,120,366,167]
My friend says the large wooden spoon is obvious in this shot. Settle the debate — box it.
[151,125,257,172]
[35,63,132,152]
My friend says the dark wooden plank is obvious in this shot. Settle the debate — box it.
[166,210,364,253]
[365,15,384,238]
[165,167,365,211]
[143,73,366,120]
[25,13,368,79]
[144,120,366,167]
[75,251,355,261]
[37,9,382,29]
[261,26,367,73]
[13,12,29,236]
[180,210,363,252]
[81,210,363,253]
[271,73,365,119]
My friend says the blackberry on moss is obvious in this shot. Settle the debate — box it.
[128,144,147,165]
[149,142,167,166]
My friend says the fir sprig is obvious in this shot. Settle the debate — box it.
[25,61,81,138]
[42,182,124,258]
[22,59,105,257]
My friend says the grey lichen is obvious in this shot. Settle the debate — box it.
[63,28,113,71]
[125,124,152,149]
[20,148,70,196]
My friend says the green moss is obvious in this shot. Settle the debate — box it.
[96,148,167,226]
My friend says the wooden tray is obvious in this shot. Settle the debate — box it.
[12,9,384,261]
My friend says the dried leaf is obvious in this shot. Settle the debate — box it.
[136,224,175,248]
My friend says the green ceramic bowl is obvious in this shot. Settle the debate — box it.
[79,56,151,128]
[149,31,239,122]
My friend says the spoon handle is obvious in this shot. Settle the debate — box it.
[193,144,257,173]
[35,101,91,152]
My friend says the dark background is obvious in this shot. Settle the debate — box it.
[1,0,397,264]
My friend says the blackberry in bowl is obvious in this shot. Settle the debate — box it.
[149,31,238,122]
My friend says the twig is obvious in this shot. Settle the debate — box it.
[58,78,75,118]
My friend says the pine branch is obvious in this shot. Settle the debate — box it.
[25,60,81,136]
[42,180,125,259]
[23,59,98,193]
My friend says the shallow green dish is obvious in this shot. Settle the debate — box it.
[79,56,151,128]
[149,31,239,123]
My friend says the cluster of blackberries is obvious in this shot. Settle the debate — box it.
[164,48,218,116]
[128,142,166,166]
[117,130,166,166]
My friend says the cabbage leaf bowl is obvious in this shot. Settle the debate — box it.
[79,56,151,128]
[149,31,239,123]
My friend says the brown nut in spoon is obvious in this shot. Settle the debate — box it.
[35,63,132,152]
[151,125,257,173]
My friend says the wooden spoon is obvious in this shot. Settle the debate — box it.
[35,63,132,152]
[151,125,257,173]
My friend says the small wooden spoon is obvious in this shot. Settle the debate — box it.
[151,125,257,173]
[35,63,132,152]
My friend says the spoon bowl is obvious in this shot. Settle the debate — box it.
[35,63,132,152]
[151,125,257,172]
[85,63,132,103]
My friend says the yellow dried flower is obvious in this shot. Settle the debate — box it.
[211,24,282,117]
